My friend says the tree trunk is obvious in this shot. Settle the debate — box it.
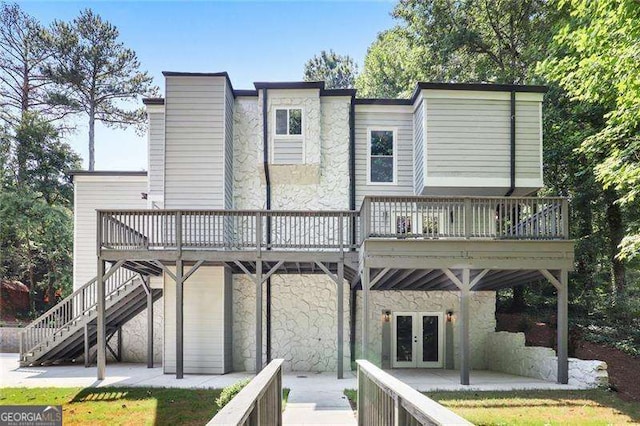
[88,105,95,171]
[510,286,526,312]
[604,189,625,298]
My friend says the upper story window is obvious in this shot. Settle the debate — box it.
[275,108,302,136]
[368,128,396,184]
[273,108,303,164]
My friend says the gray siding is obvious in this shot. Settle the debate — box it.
[164,76,226,209]
[515,101,542,178]
[355,107,414,207]
[147,110,165,201]
[426,98,511,177]
[413,101,425,194]
[224,82,234,209]
[164,266,230,374]
[73,176,147,290]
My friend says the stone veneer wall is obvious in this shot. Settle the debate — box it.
[356,291,497,369]
[232,274,350,372]
[231,93,352,372]
[120,298,163,363]
[485,331,608,388]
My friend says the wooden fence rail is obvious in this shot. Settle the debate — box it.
[98,196,568,253]
[208,359,284,426]
[357,360,472,426]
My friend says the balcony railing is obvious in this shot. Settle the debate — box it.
[98,210,360,252]
[361,196,568,240]
[98,196,568,253]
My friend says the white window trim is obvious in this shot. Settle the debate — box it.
[272,106,305,164]
[367,127,398,185]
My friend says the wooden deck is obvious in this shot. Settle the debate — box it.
[92,196,573,385]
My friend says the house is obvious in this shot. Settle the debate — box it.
[20,71,606,388]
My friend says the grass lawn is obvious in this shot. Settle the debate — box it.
[0,387,222,426]
[345,389,640,425]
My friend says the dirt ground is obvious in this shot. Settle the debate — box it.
[496,313,640,402]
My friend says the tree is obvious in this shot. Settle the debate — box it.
[12,113,80,206]
[46,9,158,170]
[303,50,358,89]
[0,114,78,313]
[0,3,72,127]
[539,0,640,294]
[356,28,428,98]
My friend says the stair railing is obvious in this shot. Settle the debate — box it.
[19,266,137,361]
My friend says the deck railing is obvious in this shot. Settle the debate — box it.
[98,210,360,251]
[20,266,137,359]
[98,196,568,253]
[207,359,284,426]
[361,196,568,240]
[356,360,472,425]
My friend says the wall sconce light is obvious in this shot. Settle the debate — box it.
[446,310,454,322]
[382,310,391,323]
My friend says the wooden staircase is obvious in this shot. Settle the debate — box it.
[19,268,162,367]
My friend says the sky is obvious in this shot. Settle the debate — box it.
[19,1,397,171]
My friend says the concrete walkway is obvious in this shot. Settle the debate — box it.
[282,373,356,425]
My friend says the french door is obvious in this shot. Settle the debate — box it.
[391,312,444,368]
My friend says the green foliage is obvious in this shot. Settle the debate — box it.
[0,114,77,314]
[303,50,358,89]
[215,378,251,409]
[45,8,158,170]
[358,0,560,99]
[356,28,427,98]
[539,0,640,261]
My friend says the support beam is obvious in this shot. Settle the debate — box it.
[117,326,123,362]
[459,269,471,385]
[176,259,184,379]
[144,276,154,368]
[97,259,106,380]
[255,260,263,372]
[361,267,370,360]
[558,269,569,384]
[337,261,344,379]
[84,324,90,368]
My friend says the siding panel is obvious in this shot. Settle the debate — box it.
[148,111,165,199]
[164,76,226,209]
[414,101,424,194]
[73,177,147,290]
[355,107,414,207]
[164,266,229,374]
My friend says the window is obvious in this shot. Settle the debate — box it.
[273,108,304,164]
[368,129,396,184]
[275,108,302,136]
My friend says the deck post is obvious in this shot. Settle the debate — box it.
[84,323,90,368]
[337,261,344,379]
[176,259,184,379]
[256,259,263,373]
[460,268,470,385]
[361,267,370,360]
[557,269,569,384]
[96,258,106,380]
[146,277,154,368]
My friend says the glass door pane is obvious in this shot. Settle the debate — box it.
[421,315,439,362]
[395,315,414,363]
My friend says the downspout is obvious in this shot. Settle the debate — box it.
[505,90,516,196]
[348,95,357,366]
[262,88,272,363]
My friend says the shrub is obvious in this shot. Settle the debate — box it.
[215,378,251,409]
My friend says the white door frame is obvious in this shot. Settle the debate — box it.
[391,311,444,368]
[416,311,444,368]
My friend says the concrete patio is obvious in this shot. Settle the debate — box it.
[1,353,585,392]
